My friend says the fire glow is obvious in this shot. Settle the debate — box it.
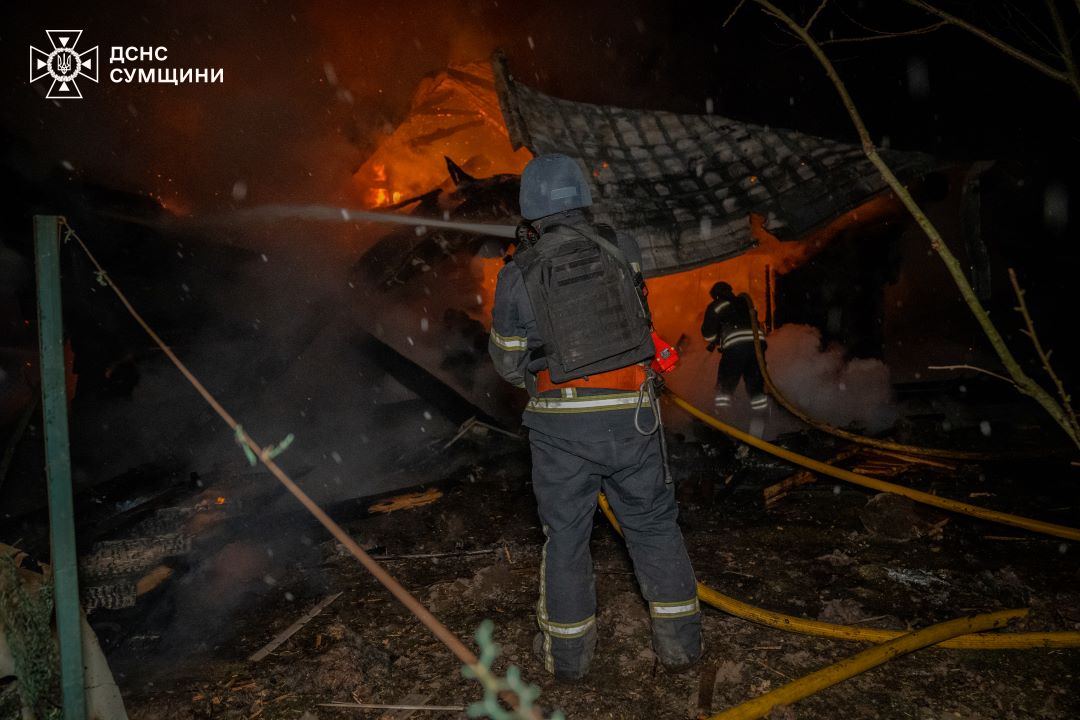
[352,62,530,211]
[354,59,900,353]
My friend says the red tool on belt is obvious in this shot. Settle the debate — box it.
[650,331,679,374]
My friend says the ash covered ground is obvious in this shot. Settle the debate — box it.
[56,423,1080,720]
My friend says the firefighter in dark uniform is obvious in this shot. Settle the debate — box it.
[701,282,769,416]
[489,154,701,680]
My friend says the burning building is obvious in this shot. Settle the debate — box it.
[352,53,942,426]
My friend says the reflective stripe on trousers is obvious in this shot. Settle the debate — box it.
[650,597,701,619]
[529,429,701,677]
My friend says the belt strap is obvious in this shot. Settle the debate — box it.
[535,364,646,393]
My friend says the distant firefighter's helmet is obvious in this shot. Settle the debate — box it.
[519,153,593,220]
[710,282,734,300]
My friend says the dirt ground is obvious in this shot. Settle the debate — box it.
[7,419,1079,720]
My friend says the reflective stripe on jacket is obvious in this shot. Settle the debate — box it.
[701,295,755,350]
[488,210,656,440]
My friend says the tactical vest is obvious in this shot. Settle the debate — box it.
[513,223,655,383]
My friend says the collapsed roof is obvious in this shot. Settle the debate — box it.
[352,61,530,207]
[492,53,935,276]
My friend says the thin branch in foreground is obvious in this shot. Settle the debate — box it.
[724,0,748,28]
[805,0,829,31]
[927,365,1017,386]
[901,0,1070,85]
[820,21,946,45]
[1046,0,1080,101]
[1008,268,1080,434]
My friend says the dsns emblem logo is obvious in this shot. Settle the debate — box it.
[30,30,99,99]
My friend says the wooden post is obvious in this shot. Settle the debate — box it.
[33,214,87,720]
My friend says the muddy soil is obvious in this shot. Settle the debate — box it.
[9,424,1079,720]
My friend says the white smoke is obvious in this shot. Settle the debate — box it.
[666,323,897,440]
[765,324,898,433]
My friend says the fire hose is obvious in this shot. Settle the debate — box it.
[597,494,1079,649]
[705,608,1028,720]
[666,390,1080,542]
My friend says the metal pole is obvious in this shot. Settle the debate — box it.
[33,214,86,720]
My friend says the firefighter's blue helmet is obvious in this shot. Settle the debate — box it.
[519,153,593,221]
[710,282,734,300]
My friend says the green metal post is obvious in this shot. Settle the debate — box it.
[34,214,86,720]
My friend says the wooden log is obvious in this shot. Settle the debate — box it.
[81,581,137,611]
[764,447,863,507]
[80,534,191,579]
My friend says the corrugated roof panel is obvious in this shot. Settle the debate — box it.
[492,53,936,277]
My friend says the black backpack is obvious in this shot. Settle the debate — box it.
[513,223,655,383]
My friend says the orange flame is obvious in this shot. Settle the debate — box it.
[352,62,530,209]
[473,193,900,349]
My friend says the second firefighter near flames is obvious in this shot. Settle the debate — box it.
[488,153,702,680]
[702,281,770,436]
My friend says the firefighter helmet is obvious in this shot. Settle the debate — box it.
[710,282,734,300]
[519,154,593,220]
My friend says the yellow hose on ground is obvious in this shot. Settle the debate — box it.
[693,583,1078,650]
[667,391,1080,542]
[597,494,1080,649]
[705,608,1027,720]
[745,301,1038,460]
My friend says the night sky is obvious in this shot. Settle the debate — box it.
[4,1,1078,210]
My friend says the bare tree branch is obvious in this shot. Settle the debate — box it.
[901,0,1071,85]
[1046,0,1080,101]
[996,0,1069,64]
[724,0,749,28]
[748,0,1080,450]
[820,21,946,45]
[927,365,1017,386]
[805,0,829,31]
[1008,268,1080,436]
